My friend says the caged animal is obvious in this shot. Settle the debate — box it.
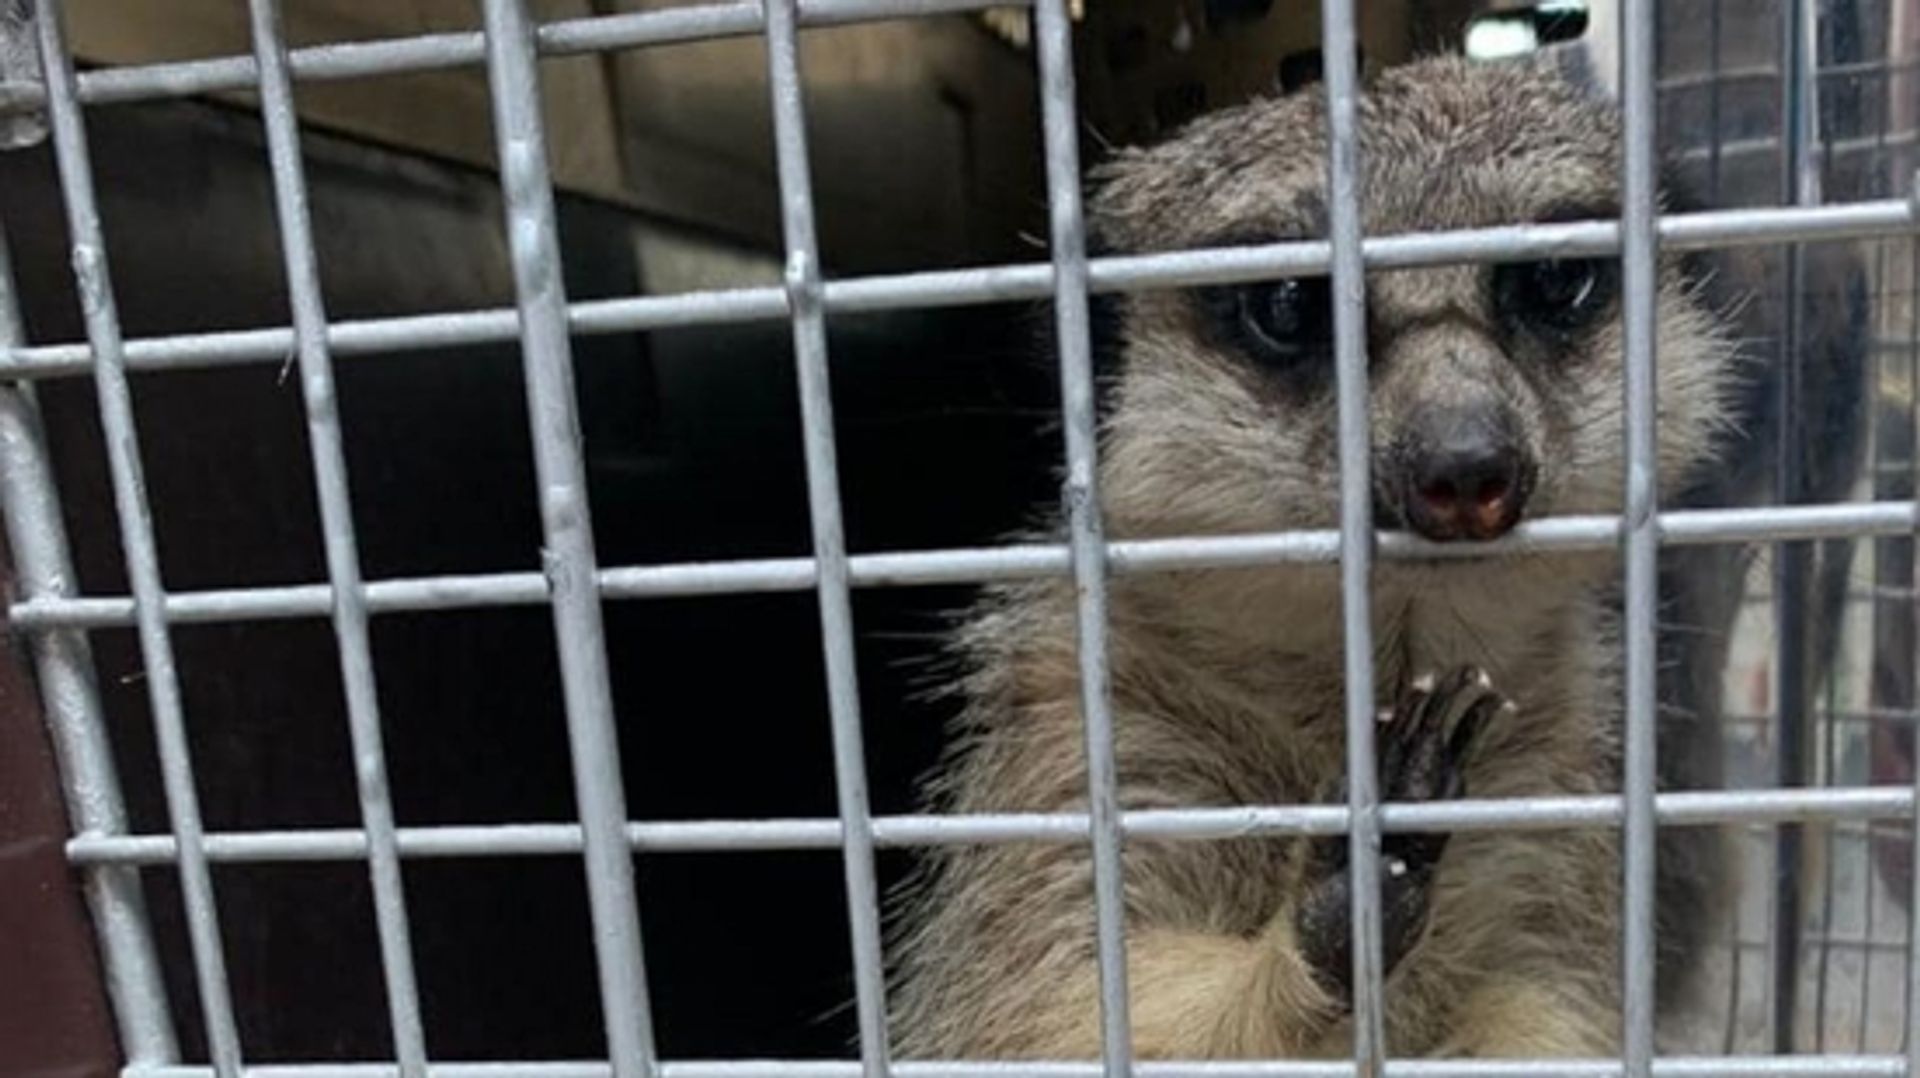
[885,56,1738,1059]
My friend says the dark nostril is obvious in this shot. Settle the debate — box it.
[1420,477,1458,507]
[1472,474,1510,509]
[1404,446,1528,541]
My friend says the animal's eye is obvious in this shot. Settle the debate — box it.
[1230,277,1334,366]
[1495,258,1617,337]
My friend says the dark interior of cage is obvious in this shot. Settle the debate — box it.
[1,0,1914,1064]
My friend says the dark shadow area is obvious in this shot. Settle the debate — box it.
[1,96,1059,1061]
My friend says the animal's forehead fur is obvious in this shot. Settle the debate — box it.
[1089,57,1623,252]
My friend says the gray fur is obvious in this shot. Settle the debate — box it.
[887,56,1739,1059]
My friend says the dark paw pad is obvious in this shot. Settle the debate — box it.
[1294,666,1510,1006]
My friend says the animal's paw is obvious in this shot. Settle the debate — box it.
[1293,666,1510,1007]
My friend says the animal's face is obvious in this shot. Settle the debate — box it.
[1090,58,1735,556]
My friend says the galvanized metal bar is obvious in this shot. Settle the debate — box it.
[1815,671,1840,1052]
[32,1,244,1073]
[0,201,1913,382]
[1907,182,1920,1078]
[1771,0,1821,1050]
[1030,0,1131,1067]
[1619,0,1659,1068]
[756,0,890,1072]
[1858,810,1878,1050]
[1906,136,1920,1060]
[1706,0,1723,201]
[13,500,1920,632]
[0,0,45,148]
[476,2,656,1075]
[0,0,1023,114]
[0,191,179,1068]
[1731,930,1903,955]
[1672,129,1920,173]
[2,200,1913,381]
[26,0,1893,122]
[1909,580,1920,1058]
[1316,0,1384,1068]
[60,786,1920,867]
[243,0,427,1071]
[1858,55,1907,1052]
[1723,875,1743,1053]
[1659,54,1920,92]
[104,1051,1920,1078]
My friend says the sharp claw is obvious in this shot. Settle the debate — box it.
[1446,689,1511,766]
[1423,667,1484,716]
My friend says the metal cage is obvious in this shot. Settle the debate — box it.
[0,0,1916,1075]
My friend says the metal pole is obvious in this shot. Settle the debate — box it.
[242,0,428,1071]
[0,176,179,1071]
[476,1,659,1074]
[32,0,244,1071]
[1773,0,1820,1051]
[1620,0,1661,1068]
[1314,0,1385,1073]
[1030,0,1134,1069]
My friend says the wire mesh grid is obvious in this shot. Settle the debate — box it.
[0,0,1916,1076]
[1650,0,1920,1055]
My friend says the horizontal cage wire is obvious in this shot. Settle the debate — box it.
[71,1063,1920,1078]
[0,205,1909,379]
[0,0,1914,1075]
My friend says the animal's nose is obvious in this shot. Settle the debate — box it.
[1400,413,1531,542]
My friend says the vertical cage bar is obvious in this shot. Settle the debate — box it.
[1904,20,1920,1048]
[0,210,179,1068]
[1030,0,1132,1070]
[242,0,428,1072]
[756,0,892,1073]
[1908,235,1920,1078]
[475,3,658,1076]
[1707,0,1724,203]
[1316,0,1385,1072]
[1816,689,1840,1047]
[1860,818,1880,1050]
[1907,118,1920,1062]
[1860,30,1909,1048]
[1620,0,1661,1070]
[1772,0,1819,1050]
[30,1,243,1073]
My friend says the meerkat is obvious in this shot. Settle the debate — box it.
[885,56,1738,1060]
